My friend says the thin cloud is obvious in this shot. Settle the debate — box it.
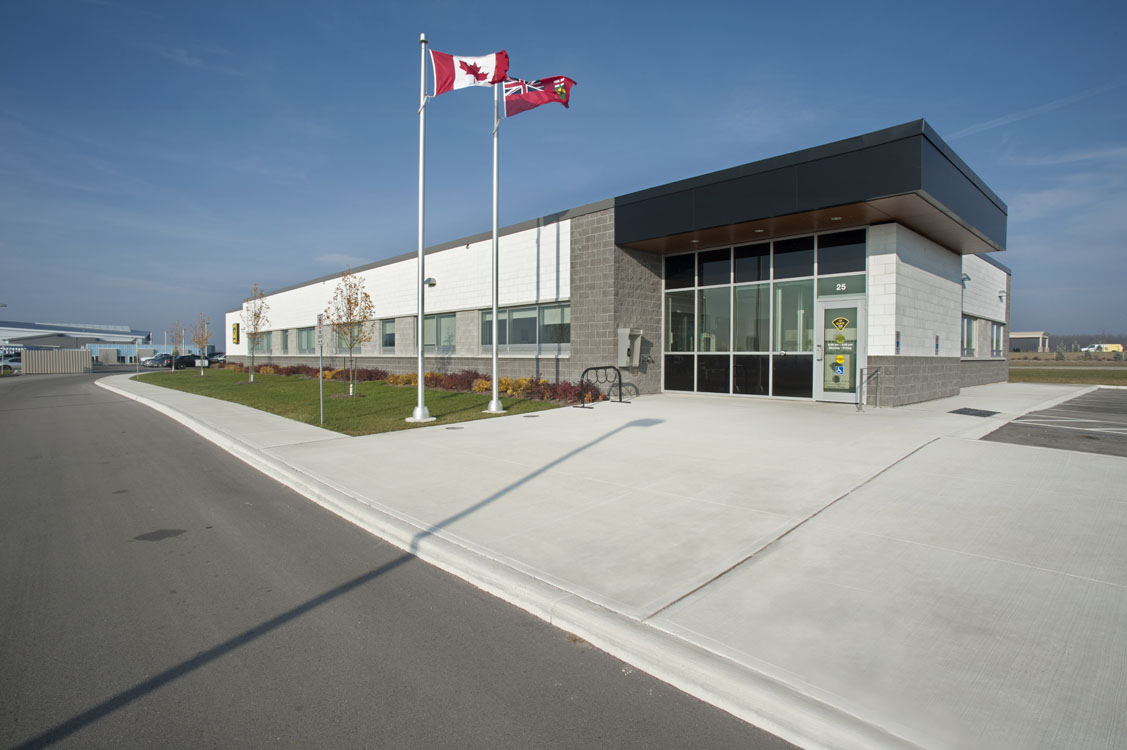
[948,81,1124,139]
[1005,145,1127,167]
[141,44,246,76]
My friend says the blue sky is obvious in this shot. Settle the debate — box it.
[1,0,1124,344]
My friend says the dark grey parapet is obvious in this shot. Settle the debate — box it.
[614,120,1006,255]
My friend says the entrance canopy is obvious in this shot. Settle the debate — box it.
[614,120,1007,256]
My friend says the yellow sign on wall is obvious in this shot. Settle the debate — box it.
[231,323,240,344]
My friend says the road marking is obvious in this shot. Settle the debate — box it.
[1011,420,1127,436]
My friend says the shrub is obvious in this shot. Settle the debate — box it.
[386,372,417,387]
[471,378,491,393]
[550,381,581,403]
[441,370,487,391]
[355,367,388,382]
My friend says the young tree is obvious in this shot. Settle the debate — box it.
[190,313,210,376]
[242,283,270,383]
[324,269,375,396]
[170,320,186,370]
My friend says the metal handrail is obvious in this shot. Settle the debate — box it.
[857,367,881,411]
[574,365,628,408]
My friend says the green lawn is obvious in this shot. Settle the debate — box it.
[133,368,561,436]
[1009,368,1127,386]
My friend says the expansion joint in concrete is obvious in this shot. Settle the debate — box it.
[643,436,943,621]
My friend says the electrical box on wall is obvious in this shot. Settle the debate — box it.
[617,328,642,370]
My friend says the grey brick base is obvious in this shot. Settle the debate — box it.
[864,356,961,407]
[960,359,1008,387]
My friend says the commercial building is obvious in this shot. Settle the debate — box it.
[1010,332,1050,353]
[226,119,1010,407]
[0,320,152,363]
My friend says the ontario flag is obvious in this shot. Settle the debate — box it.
[502,76,576,117]
[430,50,509,95]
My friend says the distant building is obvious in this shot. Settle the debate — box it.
[1010,332,1050,352]
[0,321,151,361]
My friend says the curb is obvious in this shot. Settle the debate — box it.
[97,375,923,750]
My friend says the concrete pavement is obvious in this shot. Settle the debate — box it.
[97,375,1127,750]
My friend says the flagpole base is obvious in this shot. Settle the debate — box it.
[407,405,435,423]
[484,399,505,414]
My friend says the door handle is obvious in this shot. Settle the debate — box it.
[816,345,823,362]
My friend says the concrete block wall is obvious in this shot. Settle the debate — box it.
[569,209,617,372]
[866,355,961,406]
[960,359,1008,388]
[614,246,663,394]
[569,207,663,396]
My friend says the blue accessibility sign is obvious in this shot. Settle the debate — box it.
[833,365,845,375]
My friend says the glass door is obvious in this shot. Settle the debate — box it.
[814,299,866,403]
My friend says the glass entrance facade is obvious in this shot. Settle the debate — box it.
[663,228,866,398]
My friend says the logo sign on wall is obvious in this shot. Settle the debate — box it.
[231,323,240,344]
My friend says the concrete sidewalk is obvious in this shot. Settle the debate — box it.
[98,375,1127,750]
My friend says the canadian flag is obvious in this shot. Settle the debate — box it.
[430,49,509,96]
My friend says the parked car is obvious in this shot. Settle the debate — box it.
[207,352,225,365]
[143,353,172,368]
[174,353,210,369]
[0,352,22,373]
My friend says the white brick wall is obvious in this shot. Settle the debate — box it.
[961,254,1008,322]
[226,220,571,354]
[867,224,963,357]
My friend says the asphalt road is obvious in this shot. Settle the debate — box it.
[983,387,1127,457]
[0,373,793,750]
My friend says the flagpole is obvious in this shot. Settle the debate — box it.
[486,80,504,413]
[409,32,434,422]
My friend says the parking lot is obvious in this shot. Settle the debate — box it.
[983,387,1127,457]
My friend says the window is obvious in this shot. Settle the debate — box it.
[734,284,769,352]
[280,329,289,354]
[962,316,976,357]
[508,307,537,350]
[991,322,1005,358]
[817,230,867,275]
[381,319,395,354]
[698,287,730,353]
[252,331,271,354]
[481,304,571,354]
[297,327,315,354]
[336,324,362,354]
[665,290,695,352]
[734,243,770,283]
[773,280,813,352]
[664,253,695,289]
[423,313,456,353]
[697,248,731,287]
[481,310,506,347]
[539,304,571,354]
[773,236,815,279]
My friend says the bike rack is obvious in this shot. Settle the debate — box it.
[574,366,628,408]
